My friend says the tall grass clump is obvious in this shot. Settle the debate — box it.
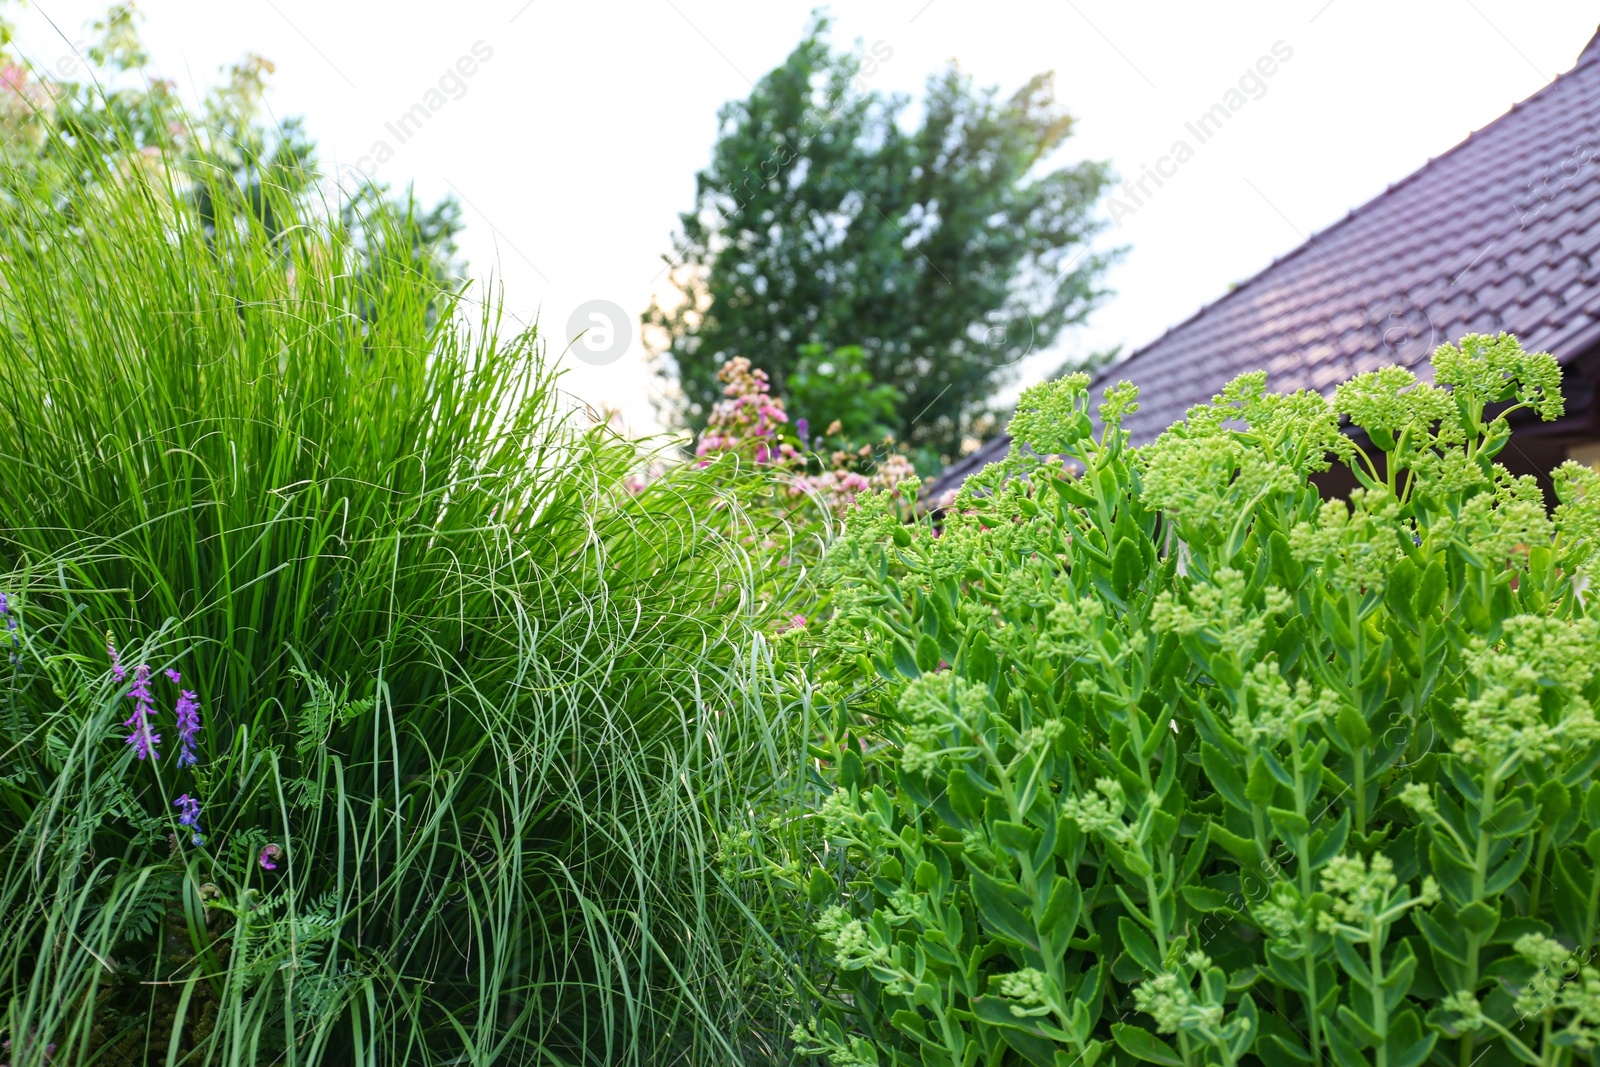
[0,135,794,1062]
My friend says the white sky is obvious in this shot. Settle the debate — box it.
[9,0,1597,433]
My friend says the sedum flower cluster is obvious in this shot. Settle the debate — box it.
[763,334,1600,1067]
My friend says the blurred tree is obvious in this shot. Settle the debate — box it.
[646,14,1117,469]
[0,3,463,287]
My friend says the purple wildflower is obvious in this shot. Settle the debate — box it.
[122,664,160,761]
[794,417,809,443]
[0,593,16,662]
[174,688,201,768]
[259,844,283,871]
[164,667,181,685]
[0,1035,56,1064]
[173,793,204,846]
[107,632,125,683]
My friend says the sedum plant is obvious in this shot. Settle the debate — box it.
[759,334,1600,1067]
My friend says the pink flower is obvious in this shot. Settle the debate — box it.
[259,844,283,870]
[107,634,126,683]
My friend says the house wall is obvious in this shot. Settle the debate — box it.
[1571,440,1600,471]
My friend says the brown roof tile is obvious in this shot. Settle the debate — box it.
[930,26,1600,497]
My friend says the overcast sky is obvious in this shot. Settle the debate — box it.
[9,1,1597,432]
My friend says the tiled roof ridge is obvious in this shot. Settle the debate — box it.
[1089,38,1600,396]
[1580,24,1600,63]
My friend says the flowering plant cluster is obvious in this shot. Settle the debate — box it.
[758,334,1600,1067]
[0,602,318,1063]
[694,355,917,520]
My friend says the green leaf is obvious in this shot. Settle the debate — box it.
[1336,704,1371,747]
[1461,582,1490,632]
[1385,560,1418,628]
[1112,1024,1185,1067]
[1181,885,1236,913]
[1230,994,1259,1060]
[968,629,998,685]
[1112,536,1143,599]
[1334,937,1374,989]
[916,632,942,673]
[1309,812,1350,870]
[892,635,921,679]
[1415,908,1466,964]
[970,870,1039,949]
[1484,847,1530,896]
[807,867,836,905]
[1054,476,1097,509]
[1259,1035,1314,1067]
[1264,943,1311,994]
[1118,916,1162,974]
[994,820,1042,860]
[1325,1020,1371,1067]
[1212,655,1245,689]
[1554,850,1591,943]
[1335,1003,1383,1047]
[1268,531,1304,588]
[1538,780,1574,828]
[1209,821,1263,867]
[1428,840,1476,907]
[1562,743,1600,788]
[948,766,986,821]
[1268,806,1310,838]
[1384,1009,1436,1067]
[1041,877,1081,935]
[970,995,1051,1039]
[1416,560,1447,618]
[1246,755,1276,807]
[1380,939,1418,1010]
[840,747,864,789]
[1201,741,1250,812]
[1456,901,1499,937]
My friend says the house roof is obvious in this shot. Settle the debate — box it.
[930,26,1600,497]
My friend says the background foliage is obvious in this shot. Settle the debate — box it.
[0,2,464,289]
[645,15,1116,470]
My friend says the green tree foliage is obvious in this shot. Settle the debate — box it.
[0,2,463,286]
[738,335,1600,1067]
[646,15,1116,469]
[787,343,903,448]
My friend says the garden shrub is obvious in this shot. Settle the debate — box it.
[766,335,1600,1067]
